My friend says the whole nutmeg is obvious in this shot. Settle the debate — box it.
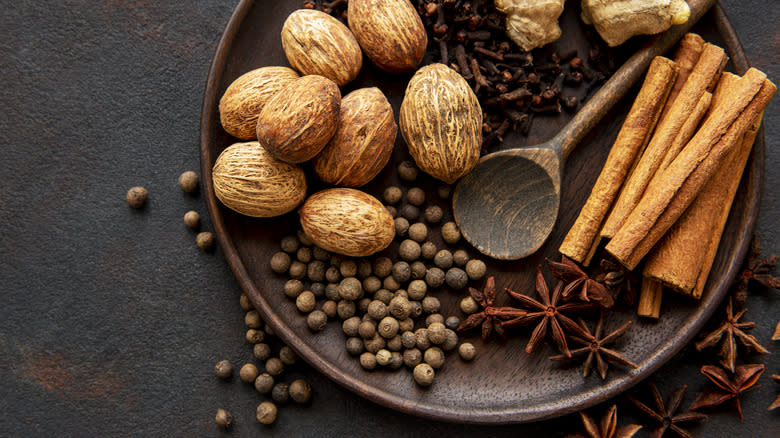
[212,142,307,217]
[256,75,341,164]
[348,0,427,73]
[299,188,395,257]
[313,88,397,187]
[281,9,362,86]
[219,66,299,140]
[399,64,482,184]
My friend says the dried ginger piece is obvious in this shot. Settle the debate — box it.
[495,0,564,51]
[581,0,690,47]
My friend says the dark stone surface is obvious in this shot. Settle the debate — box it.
[0,1,776,436]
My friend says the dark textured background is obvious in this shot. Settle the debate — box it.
[0,1,777,436]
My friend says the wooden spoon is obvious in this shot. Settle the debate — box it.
[452,0,716,260]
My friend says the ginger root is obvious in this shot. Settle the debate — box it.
[581,0,690,47]
[495,0,565,52]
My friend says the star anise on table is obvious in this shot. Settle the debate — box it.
[503,265,595,357]
[734,235,780,306]
[547,256,615,308]
[456,276,526,340]
[568,404,642,438]
[690,363,765,420]
[550,315,637,379]
[626,383,707,438]
[773,321,780,341]
[694,297,769,373]
[599,257,639,306]
[769,374,780,411]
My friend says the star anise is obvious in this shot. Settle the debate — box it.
[694,297,769,372]
[569,404,642,438]
[547,256,615,308]
[550,315,637,379]
[457,276,526,340]
[769,374,780,411]
[626,383,707,438]
[503,265,594,357]
[734,235,780,306]
[773,321,780,341]
[599,257,639,306]
[690,363,765,420]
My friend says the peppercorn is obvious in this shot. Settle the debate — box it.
[460,296,479,314]
[346,337,364,355]
[424,347,445,369]
[426,313,445,326]
[325,266,341,284]
[378,316,400,339]
[399,239,421,262]
[338,277,363,301]
[239,294,253,311]
[421,296,440,314]
[245,310,262,328]
[240,363,259,383]
[279,346,297,365]
[215,359,233,379]
[246,329,265,344]
[423,205,443,224]
[398,160,419,181]
[178,171,199,193]
[367,300,388,320]
[389,351,404,369]
[126,186,147,208]
[336,300,355,320]
[269,252,291,275]
[401,331,417,349]
[376,349,392,366]
[215,408,233,429]
[281,280,301,300]
[387,334,403,352]
[441,222,461,244]
[465,259,487,280]
[288,261,306,279]
[296,247,313,264]
[406,187,426,207]
[445,268,469,290]
[357,297,370,314]
[437,184,452,199]
[453,250,469,267]
[357,260,372,279]
[339,260,358,277]
[425,267,446,288]
[406,280,426,301]
[265,357,284,376]
[363,276,381,294]
[398,318,414,333]
[373,257,393,278]
[410,261,427,280]
[442,329,458,351]
[383,186,403,204]
[403,348,422,368]
[311,282,325,297]
[289,379,312,404]
[254,343,271,361]
[400,204,420,221]
[297,229,313,246]
[256,401,277,425]
[458,342,476,361]
[383,276,400,292]
[420,241,437,260]
[307,310,328,331]
[280,235,300,253]
[415,328,431,350]
[410,300,423,318]
[408,222,428,243]
[296,291,316,313]
[322,300,338,318]
[374,289,393,304]
[364,334,386,353]
[445,316,461,331]
[271,382,289,404]
[394,217,410,236]
[255,372,274,394]
[360,352,377,370]
[340,317,359,337]
[414,363,435,386]
[427,322,447,345]
[307,260,326,282]
[358,320,377,339]
[311,245,328,260]
[183,210,200,230]
[391,261,411,283]
[434,250,454,269]
[388,296,412,320]
[196,232,214,250]
[325,283,340,300]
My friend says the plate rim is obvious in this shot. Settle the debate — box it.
[198,1,764,424]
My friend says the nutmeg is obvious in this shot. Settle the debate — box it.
[347,0,427,73]
[256,75,341,164]
[212,142,307,217]
[281,9,362,86]
[399,63,482,184]
[312,87,397,187]
[299,188,395,257]
[219,67,299,140]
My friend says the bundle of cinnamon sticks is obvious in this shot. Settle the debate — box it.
[558,34,775,318]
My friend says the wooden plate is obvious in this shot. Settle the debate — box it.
[200,1,763,424]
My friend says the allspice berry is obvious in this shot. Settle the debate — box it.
[441,221,461,244]
[425,313,444,326]
[408,222,427,242]
[407,279,427,300]
[343,316,361,337]
[445,316,461,331]
[406,187,425,206]
[399,204,420,221]
[383,186,403,204]
[289,261,306,279]
[215,408,233,429]
[392,261,411,283]
[424,347,445,368]
[453,250,469,267]
[360,351,377,370]
[126,186,148,208]
[196,232,214,250]
[178,171,199,193]
[183,210,200,229]
[423,205,443,223]
[307,310,328,331]
[421,296,440,314]
[272,383,289,404]
[239,363,259,383]
[339,277,363,301]
[256,401,277,425]
[445,267,468,290]
[377,316,400,339]
[427,322,447,345]
[245,310,263,328]
[346,337,364,355]
[403,348,422,368]
[388,296,412,320]
[434,250,453,269]
[410,261,427,280]
[460,296,479,314]
[425,267,445,288]
[465,259,487,280]
[265,357,284,376]
[284,279,304,298]
[437,184,452,199]
[394,217,410,237]
[254,343,272,361]
[280,235,300,253]
[399,239,421,262]
[279,346,298,365]
[413,363,435,386]
[271,252,292,274]
[375,349,392,366]
[296,291,316,313]
[442,329,458,351]
[421,241,437,260]
[459,342,476,361]
[358,320,376,339]
[255,373,275,393]
[373,257,393,278]
[367,300,388,320]
[289,379,312,404]
[246,329,265,344]
[322,300,338,318]
[215,359,233,379]
[398,161,419,181]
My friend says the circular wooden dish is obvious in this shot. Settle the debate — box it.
[199,1,763,424]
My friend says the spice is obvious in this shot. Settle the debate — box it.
[373,257,393,278]
[307,310,328,331]
[246,329,265,344]
[388,296,413,320]
[403,348,422,368]
[256,401,277,425]
[408,222,428,242]
[734,236,780,306]
[423,205,443,224]
[279,346,297,365]
[427,322,447,345]
[254,373,274,393]
[271,252,292,274]
[360,351,377,370]
[441,222,461,244]
[392,261,411,283]
[694,297,769,373]
[215,408,233,429]
[770,375,780,411]
[547,256,614,307]
[458,342,476,361]
[399,204,420,221]
[626,383,706,438]
[215,359,233,379]
[196,231,214,250]
[339,260,358,277]
[296,246,313,263]
[239,363,259,383]
[425,313,444,326]
[239,294,253,311]
[445,316,461,331]
[437,185,451,200]
[339,277,363,301]
[398,161,419,181]
[465,259,487,280]
[322,300,338,318]
[600,258,638,306]
[358,320,377,339]
[394,217,410,237]
[178,171,199,193]
[283,279,304,298]
[245,310,263,329]
[289,379,312,404]
[441,329,458,351]
[690,363,765,420]
[424,347,445,369]
[271,382,290,404]
[376,349,392,366]
[346,337,364,355]
[421,296,440,314]
[575,405,642,438]
[296,291,316,313]
[383,186,403,204]
[444,268,468,290]
[433,250,453,269]
[367,301,388,320]
[413,363,435,386]
[421,241,437,260]
[378,317,400,339]
[550,316,636,379]
[288,261,306,279]
[452,250,469,267]
[407,279,427,300]
[457,277,524,340]
[406,187,426,206]
[254,343,272,361]
[183,210,200,229]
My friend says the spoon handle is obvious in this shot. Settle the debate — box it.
[554,0,717,161]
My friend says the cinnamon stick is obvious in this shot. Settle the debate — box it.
[657,91,711,172]
[637,277,663,318]
[660,33,705,122]
[606,70,773,270]
[601,44,728,239]
[559,57,678,264]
